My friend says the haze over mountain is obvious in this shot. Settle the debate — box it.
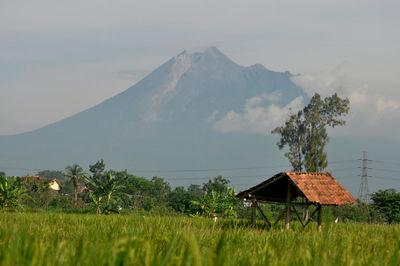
[1,47,399,196]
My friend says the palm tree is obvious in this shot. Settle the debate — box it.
[65,164,85,205]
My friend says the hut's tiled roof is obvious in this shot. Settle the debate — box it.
[286,171,356,205]
[236,171,356,205]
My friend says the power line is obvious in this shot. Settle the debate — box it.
[130,165,291,173]
[371,160,400,166]
[0,166,46,172]
[165,174,269,181]
[328,160,359,164]
[326,167,359,172]
[1,159,359,174]
[370,176,400,181]
[369,168,400,174]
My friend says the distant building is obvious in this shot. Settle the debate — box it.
[22,175,61,191]
[48,179,61,191]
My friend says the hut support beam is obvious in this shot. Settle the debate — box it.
[250,198,271,230]
[251,202,256,227]
[317,204,322,232]
[273,208,286,226]
[285,182,292,230]
[304,206,319,227]
[291,206,305,228]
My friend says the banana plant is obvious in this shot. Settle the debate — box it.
[191,187,238,218]
[84,170,128,215]
[0,176,31,211]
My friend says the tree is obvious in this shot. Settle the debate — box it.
[192,187,238,218]
[202,176,230,194]
[0,176,30,211]
[85,170,128,214]
[371,189,400,224]
[272,93,349,172]
[37,170,65,180]
[89,159,106,180]
[65,164,85,204]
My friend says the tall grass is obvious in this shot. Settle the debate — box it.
[0,213,399,265]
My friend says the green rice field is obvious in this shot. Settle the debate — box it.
[0,213,399,265]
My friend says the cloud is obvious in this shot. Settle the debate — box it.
[290,64,349,97]
[212,93,303,134]
[291,66,400,138]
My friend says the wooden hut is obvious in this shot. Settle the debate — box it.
[236,171,357,231]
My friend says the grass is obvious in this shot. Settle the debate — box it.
[0,213,399,265]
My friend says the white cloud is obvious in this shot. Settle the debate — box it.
[292,67,400,138]
[212,94,303,134]
[376,97,400,114]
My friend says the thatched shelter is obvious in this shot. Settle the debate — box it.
[236,171,357,231]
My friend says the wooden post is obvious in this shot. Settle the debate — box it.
[251,201,256,227]
[317,204,322,232]
[303,205,310,223]
[251,198,271,230]
[285,182,292,230]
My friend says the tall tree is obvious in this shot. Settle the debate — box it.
[272,93,349,172]
[89,159,106,181]
[65,164,85,204]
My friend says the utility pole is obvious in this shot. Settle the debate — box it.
[358,151,370,203]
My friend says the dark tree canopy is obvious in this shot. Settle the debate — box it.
[272,93,350,172]
[37,170,64,180]
[371,189,400,224]
[202,176,230,194]
[89,159,106,180]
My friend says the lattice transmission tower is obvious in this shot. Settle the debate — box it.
[358,151,370,203]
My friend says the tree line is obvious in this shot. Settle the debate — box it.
[1,163,400,224]
[0,159,239,218]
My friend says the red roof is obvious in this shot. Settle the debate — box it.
[236,171,356,205]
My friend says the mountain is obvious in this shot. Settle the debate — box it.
[1,47,397,195]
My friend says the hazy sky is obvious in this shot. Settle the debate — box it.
[1,0,399,137]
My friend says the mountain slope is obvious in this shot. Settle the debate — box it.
[0,47,320,188]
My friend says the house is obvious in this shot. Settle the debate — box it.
[22,175,61,192]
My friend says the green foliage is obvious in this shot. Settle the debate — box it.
[272,93,350,172]
[371,189,400,223]
[184,176,238,218]
[85,170,128,214]
[65,164,85,204]
[0,171,6,177]
[89,159,106,179]
[1,213,400,265]
[192,187,238,218]
[202,175,230,194]
[167,186,199,214]
[0,176,30,211]
[22,176,53,209]
[37,170,65,180]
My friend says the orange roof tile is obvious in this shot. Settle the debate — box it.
[236,171,356,205]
